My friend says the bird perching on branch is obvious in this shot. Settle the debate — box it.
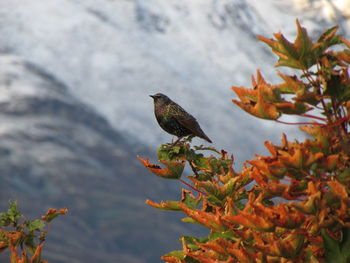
[150,93,212,144]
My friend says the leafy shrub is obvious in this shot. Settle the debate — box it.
[0,201,67,263]
[139,20,350,262]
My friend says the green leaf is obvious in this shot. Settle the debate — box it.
[337,168,350,183]
[208,230,236,241]
[184,257,201,263]
[206,195,224,206]
[278,101,311,115]
[182,191,200,209]
[324,74,350,102]
[146,200,182,211]
[24,234,36,254]
[313,26,341,58]
[318,26,342,50]
[193,157,210,170]
[196,173,213,181]
[276,58,303,69]
[27,219,45,231]
[340,228,350,261]
[0,201,21,226]
[165,161,185,179]
[321,228,350,263]
[157,144,187,161]
[234,199,246,211]
[317,26,339,43]
[181,217,202,225]
[193,145,221,154]
[183,235,208,244]
[198,181,225,202]
[223,177,241,196]
[275,33,299,59]
[295,20,313,64]
[43,208,67,223]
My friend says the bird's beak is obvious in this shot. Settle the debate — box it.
[149,95,155,99]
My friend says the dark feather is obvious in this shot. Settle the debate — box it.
[177,118,212,143]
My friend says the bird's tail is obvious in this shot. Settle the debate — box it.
[200,133,212,143]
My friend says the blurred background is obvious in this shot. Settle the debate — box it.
[0,0,350,262]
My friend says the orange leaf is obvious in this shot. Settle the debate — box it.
[264,182,289,197]
[328,181,350,204]
[277,72,307,95]
[305,152,324,167]
[0,241,7,253]
[232,71,280,120]
[295,19,312,57]
[224,193,275,231]
[7,231,22,245]
[264,141,277,157]
[227,247,255,263]
[248,157,286,180]
[336,50,350,64]
[160,255,181,263]
[291,191,321,215]
[145,199,181,211]
[279,147,303,168]
[224,211,274,232]
[341,36,350,49]
[253,231,305,258]
[323,154,339,170]
[137,156,185,179]
[251,201,306,229]
[184,253,219,263]
[179,203,224,231]
[9,243,19,263]
[42,208,68,222]
[274,32,298,59]
[30,244,43,263]
[196,240,227,256]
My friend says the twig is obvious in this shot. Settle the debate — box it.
[179,178,207,196]
[275,120,323,126]
[301,113,326,121]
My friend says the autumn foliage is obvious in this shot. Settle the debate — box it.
[0,202,67,263]
[139,20,350,262]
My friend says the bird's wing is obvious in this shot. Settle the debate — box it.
[168,101,211,142]
[168,102,196,131]
[176,116,203,137]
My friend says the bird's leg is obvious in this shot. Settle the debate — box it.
[185,135,195,143]
[168,137,175,145]
[172,137,183,146]
[167,137,177,146]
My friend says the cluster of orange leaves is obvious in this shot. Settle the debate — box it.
[139,20,350,263]
[140,127,350,262]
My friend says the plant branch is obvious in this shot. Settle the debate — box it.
[301,114,326,121]
[275,120,324,126]
[179,178,207,196]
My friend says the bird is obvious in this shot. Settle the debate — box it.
[150,93,212,144]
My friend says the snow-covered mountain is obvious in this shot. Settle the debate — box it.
[0,0,349,262]
[1,0,349,161]
[0,55,204,262]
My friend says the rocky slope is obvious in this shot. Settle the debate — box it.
[0,56,203,262]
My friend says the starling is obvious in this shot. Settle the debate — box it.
[150,93,212,144]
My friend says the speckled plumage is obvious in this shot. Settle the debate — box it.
[150,93,212,143]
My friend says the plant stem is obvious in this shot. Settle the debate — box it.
[179,178,207,196]
[301,114,326,121]
[275,120,323,126]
